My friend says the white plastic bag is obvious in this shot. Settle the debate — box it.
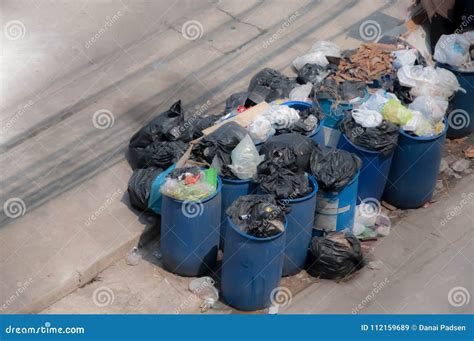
[289,83,313,101]
[228,135,265,180]
[263,105,300,130]
[247,116,275,144]
[392,49,417,69]
[351,109,383,128]
[397,65,463,99]
[408,95,448,123]
[360,89,399,112]
[292,40,340,70]
[434,34,471,67]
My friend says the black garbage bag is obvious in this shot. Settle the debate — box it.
[129,101,184,148]
[192,121,248,177]
[247,68,297,103]
[129,140,188,169]
[224,92,256,113]
[127,167,162,211]
[339,117,399,155]
[310,145,361,192]
[256,161,310,199]
[260,133,315,172]
[226,194,289,238]
[306,231,364,279]
[297,63,337,85]
[181,114,223,141]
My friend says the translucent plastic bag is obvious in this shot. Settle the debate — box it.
[351,109,383,128]
[408,96,448,123]
[289,83,313,102]
[247,116,275,144]
[228,135,265,180]
[292,41,340,70]
[381,99,414,126]
[360,89,399,112]
[434,34,471,67]
[160,167,217,201]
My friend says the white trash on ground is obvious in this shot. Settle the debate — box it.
[189,277,219,312]
[292,41,341,70]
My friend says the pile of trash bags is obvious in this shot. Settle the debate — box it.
[434,32,474,70]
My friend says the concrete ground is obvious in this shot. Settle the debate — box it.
[2,0,472,315]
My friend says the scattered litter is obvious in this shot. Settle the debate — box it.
[451,159,471,173]
[367,260,384,270]
[309,145,361,192]
[189,277,219,312]
[226,195,288,237]
[126,247,142,266]
[306,231,364,279]
[268,305,279,314]
[228,135,265,180]
[160,167,217,201]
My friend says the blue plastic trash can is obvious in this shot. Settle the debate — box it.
[313,171,359,236]
[281,175,318,276]
[160,177,222,277]
[383,121,447,208]
[220,177,256,248]
[221,216,286,311]
[337,134,394,202]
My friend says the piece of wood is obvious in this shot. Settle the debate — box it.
[201,101,270,136]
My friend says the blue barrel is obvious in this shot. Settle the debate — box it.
[383,121,447,208]
[221,216,286,311]
[160,177,222,277]
[437,64,473,139]
[283,101,325,145]
[282,175,318,276]
[220,178,256,248]
[337,134,394,202]
[313,171,359,237]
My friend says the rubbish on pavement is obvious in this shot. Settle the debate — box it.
[381,99,414,126]
[189,277,219,312]
[228,135,265,180]
[202,102,270,136]
[397,65,463,99]
[289,83,313,102]
[391,49,417,69]
[434,34,472,68]
[193,122,248,177]
[297,63,336,84]
[262,104,301,130]
[351,109,383,128]
[330,43,396,84]
[226,194,288,238]
[340,116,399,154]
[128,167,163,211]
[260,133,315,171]
[310,145,361,192]
[408,95,447,123]
[306,231,364,279]
[292,41,341,70]
[130,140,188,169]
[126,247,142,266]
[247,68,296,103]
[225,91,254,113]
[451,158,471,173]
[160,166,217,201]
[246,115,275,144]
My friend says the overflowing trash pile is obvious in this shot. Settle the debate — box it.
[124,32,472,312]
